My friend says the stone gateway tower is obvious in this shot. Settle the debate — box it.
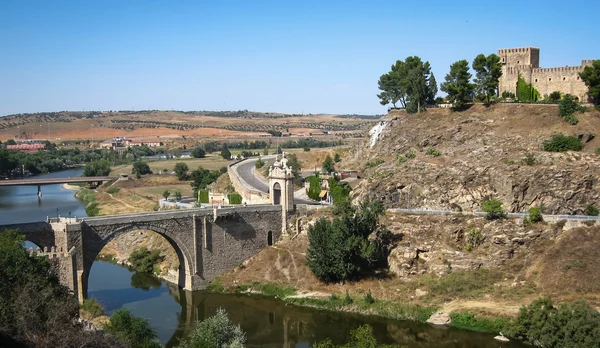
[268,156,295,234]
[498,47,595,102]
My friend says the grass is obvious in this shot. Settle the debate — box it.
[109,157,229,176]
[80,298,105,319]
[449,312,510,333]
[137,184,194,197]
[250,282,296,298]
[417,269,503,299]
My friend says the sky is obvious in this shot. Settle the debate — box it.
[0,0,598,116]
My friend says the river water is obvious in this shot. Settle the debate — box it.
[1,169,526,347]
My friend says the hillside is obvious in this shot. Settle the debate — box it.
[0,110,373,141]
[349,103,600,214]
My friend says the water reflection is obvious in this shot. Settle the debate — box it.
[131,271,163,291]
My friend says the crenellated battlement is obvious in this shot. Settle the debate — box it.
[582,59,596,66]
[498,47,539,54]
[29,246,75,259]
[532,66,585,73]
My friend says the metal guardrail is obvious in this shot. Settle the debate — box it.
[387,208,600,221]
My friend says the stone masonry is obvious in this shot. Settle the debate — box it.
[498,47,595,102]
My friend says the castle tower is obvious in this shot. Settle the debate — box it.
[498,47,540,96]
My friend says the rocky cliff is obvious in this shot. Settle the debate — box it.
[349,104,600,214]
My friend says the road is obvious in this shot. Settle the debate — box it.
[232,156,318,205]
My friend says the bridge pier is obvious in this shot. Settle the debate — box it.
[37,184,42,197]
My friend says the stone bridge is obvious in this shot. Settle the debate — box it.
[0,157,301,302]
[1,205,287,302]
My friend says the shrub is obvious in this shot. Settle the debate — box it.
[522,153,536,165]
[162,190,170,200]
[364,290,375,304]
[174,162,189,181]
[481,198,505,220]
[198,189,209,204]
[556,220,567,228]
[527,206,543,223]
[364,159,385,169]
[559,94,583,125]
[174,191,182,201]
[228,193,243,205]
[304,147,311,152]
[465,228,483,251]
[508,298,600,347]
[178,308,245,348]
[596,148,600,154]
[106,187,120,194]
[190,146,206,158]
[128,248,164,274]
[104,309,161,348]
[450,312,509,333]
[81,298,105,319]
[314,325,387,348]
[396,155,407,165]
[255,157,265,169]
[548,91,562,102]
[584,205,599,216]
[306,176,322,201]
[543,134,582,152]
[426,147,441,157]
[343,290,353,305]
[334,153,341,162]
[405,151,416,159]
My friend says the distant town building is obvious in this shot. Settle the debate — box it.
[6,143,45,151]
[498,47,596,102]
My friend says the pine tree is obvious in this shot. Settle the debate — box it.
[441,60,474,110]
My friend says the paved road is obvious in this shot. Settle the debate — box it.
[232,156,319,205]
[0,176,116,186]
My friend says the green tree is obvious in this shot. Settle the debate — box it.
[221,143,231,160]
[322,155,335,173]
[105,309,161,348]
[191,146,206,158]
[548,91,562,102]
[5,139,17,145]
[263,147,269,155]
[307,200,389,282]
[481,198,505,220]
[174,191,182,201]
[508,297,600,348]
[174,162,189,181]
[427,73,438,105]
[83,159,112,176]
[377,56,434,113]
[558,94,582,125]
[334,153,341,163]
[516,74,540,102]
[579,60,600,105]
[162,190,170,200]
[132,160,151,179]
[585,205,599,216]
[472,53,502,103]
[128,248,164,274]
[307,176,322,201]
[543,134,583,152]
[527,207,543,223]
[286,154,302,181]
[178,308,245,348]
[315,324,394,348]
[440,60,474,110]
[255,157,265,169]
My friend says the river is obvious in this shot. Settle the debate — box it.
[0,169,526,347]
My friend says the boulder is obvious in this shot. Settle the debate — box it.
[426,312,451,326]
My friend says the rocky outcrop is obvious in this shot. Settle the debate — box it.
[350,104,600,215]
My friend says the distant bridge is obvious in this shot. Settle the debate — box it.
[0,176,117,196]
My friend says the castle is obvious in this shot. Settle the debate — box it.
[498,47,595,102]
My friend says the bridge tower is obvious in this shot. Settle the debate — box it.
[268,156,295,234]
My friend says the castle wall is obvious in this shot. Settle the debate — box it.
[532,66,588,101]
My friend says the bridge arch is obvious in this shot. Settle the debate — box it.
[81,222,195,300]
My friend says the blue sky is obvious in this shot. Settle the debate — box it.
[0,0,597,116]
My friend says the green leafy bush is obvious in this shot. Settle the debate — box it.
[522,153,536,165]
[527,206,543,223]
[426,147,441,157]
[228,193,243,205]
[255,157,265,169]
[585,205,599,216]
[481,198,505,220]
[198,189,209,204]
[465,228,483,251]
[306,176,322,201]
[106,187,120,194]
[558,94,583,125]
[128,248,164,274]
[104,309,161,348]
[508,297,600,347]
[596,148,600,154]
[314,325,393,348]
[174,162,189,181]
[405,152,416,159]
[178,308,245,348]
[364,159,384,169]
[364,290,375,304]
[343,290,353,305]
[543,134,583,152]
[81,298,105,319]
[450,312,509,333]
[396,155,407,165]
[517,74,540,101]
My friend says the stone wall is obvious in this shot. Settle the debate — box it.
[227,159,270,204]
[498,47,595,102]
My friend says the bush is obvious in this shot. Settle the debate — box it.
[559,94,583,125]
[83,159,112,177]
[364,159,385,169]
[465,228,483,251]
[106,187,120,194]
[306,176,322,201]
[174,162,189,181]
[508,297,600,347]
[334,153,341,162]
[364,290,375,304]
[304,147,311,152]
[396,155,407,165]
[481,198,505,220]
[255,157,265,169]
[228,193,242,205]
[178,308,245,348]
[81,298,105,319]
[343,290,353,305]
[522,153,536,165]
[405,151,416,159]
[198,189,209,204]
[314,324,393,348]
[104,309,161,348]
[426,147,441,157]
[307,200,389,282]
[174,191,182,201]
[450,312,509,333]
[132,160,151,178]
[190,146,206,158]
[596,148,600,154]
[128,248,164,274]
[543,134,583,152]
[162,190,170,200]
[527,206,543,223]
[556,220,567,228]
[548,91,562,102]
[584,205,599,216]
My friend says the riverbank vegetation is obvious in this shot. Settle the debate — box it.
[128,247,165,274]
